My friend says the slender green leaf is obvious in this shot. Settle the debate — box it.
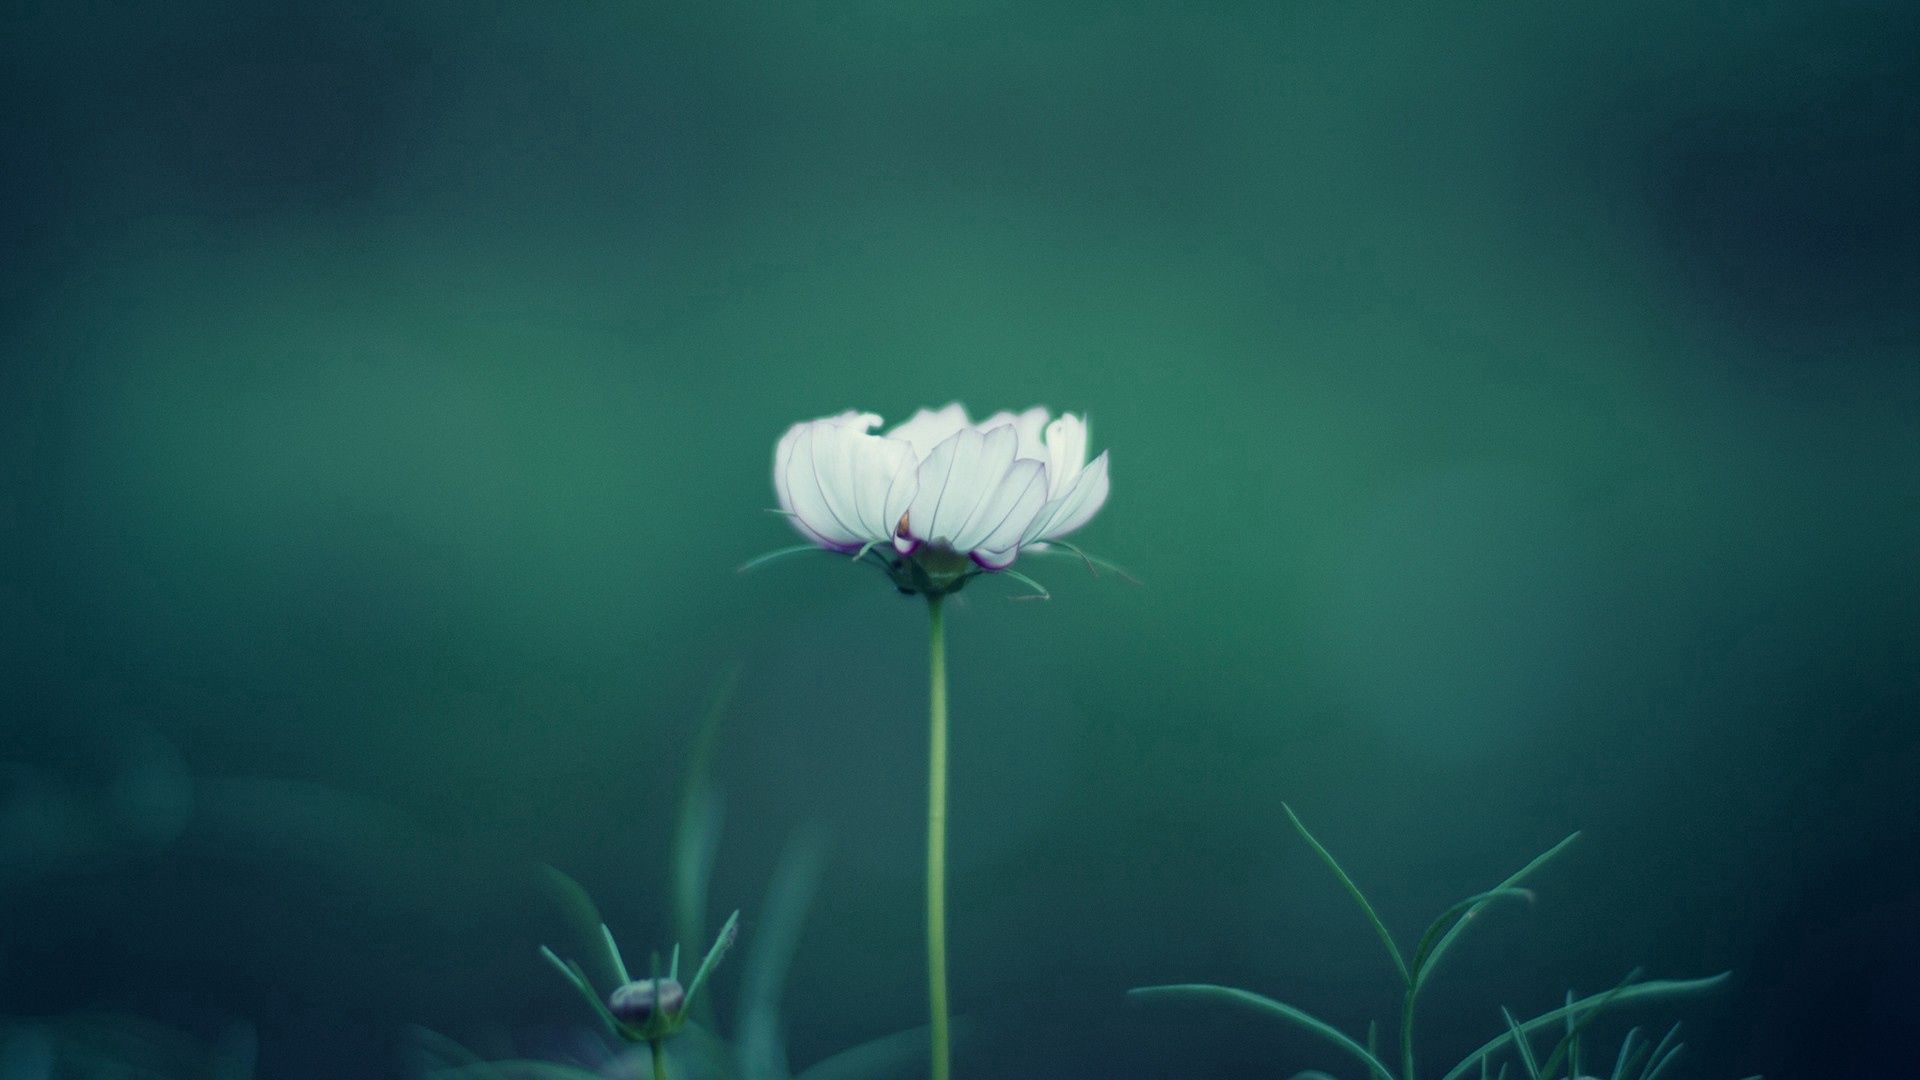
[738,545,827,573]
[1034,540,1140,584]
[1410,888,1533,988]
[1608,1027,1641,1080]
[1421,833,1578,990]
[794,1020,966,1080]
[599,925,630,986]
[1001,568,1051,600]
[1282,804,1411,987]
[1639,1025,1681,1080]
[536,865,617,987]
[737,827,830,1080]
[1129,985,1396,1080]
[1437,975,1727,1080]
[1539,972,1641,1080]
[685,909,741,1009]
[1502,1008,1542,1080]
[1643,1038,1686,1080]
[674,667,736,1029]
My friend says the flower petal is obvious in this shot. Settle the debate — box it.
[976,407,1051,462]
[1025,449,1109,543]
[887,403,972,460]
[780,423,862,549]
[952,457,1049,556]
[1042,413,1089,498]
[772,412,911,551]
[908,423,1019,547]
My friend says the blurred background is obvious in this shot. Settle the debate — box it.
[2,2,1916,1077]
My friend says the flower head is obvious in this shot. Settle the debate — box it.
[771,404,1110,594]
[541,911,739,1045]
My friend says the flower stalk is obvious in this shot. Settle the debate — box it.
[925,595,951,1080]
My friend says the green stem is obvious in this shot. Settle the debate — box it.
[650,1037,667,1080]
[926,596,951,1080]
[1400,993,1415,1080]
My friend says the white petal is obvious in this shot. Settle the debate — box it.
[975,407,1051,462]
[907,424,1019,547]
[972,544,1021,570]
[887,403,972,460]
[773,421,807,516]
[1043,414,1089,498]
[953,458,1050,556]
[1025,450,1109,543]
[781,423,863,549]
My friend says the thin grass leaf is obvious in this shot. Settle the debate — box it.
[599,925,630,986]
[1366,1019,1378,1058]
[539,949,625,1037]
[1502,1008,1542,1080]
[1608,1028,1642,1080]
[1639,1025,1681,1080]
[1420,833,1579,990]
[685,909,741,1009]
[737,827,831,1080]
[1129,985,1396,1080]
[536,865,618,987]
[1282,804,1411,987]
[1000,568,1052,600]
[669,943,681,982]
[674,666,736,1031]
[738,545,827,573]
[1437,975,1727,1080]
[1035,540,1141,584]
[793,1020,966,1080]
[1410,888,1534,987]
[1643,1039,1686,1080]
[1539,972,1642,1080]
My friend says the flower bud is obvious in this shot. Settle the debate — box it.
[608,978,685,1026]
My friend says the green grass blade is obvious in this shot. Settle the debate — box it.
[1608,1027,1641,1080]
[1638,1025,1681,1080]
[1283,804,1411,987]
[1643,1037,1686,1080]
[737,544,826,573]
[1421,833,1578,990]
[598,925,630,986]
[1502,1008,1542,1080]
[793,1019,968,1080]
[1410,888,1534,987]
[1436,974,1728,1080]
[1001,568,1052,600]
[737,827,831,1080]
[1538,972,1641,1080]
[684,909,741,1009]
[1036,540,1141,583]
[1129,985,1397,1080]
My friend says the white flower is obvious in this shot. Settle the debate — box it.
[773,404,1110,573]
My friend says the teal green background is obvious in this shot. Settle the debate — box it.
[3,2,1916,1077]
